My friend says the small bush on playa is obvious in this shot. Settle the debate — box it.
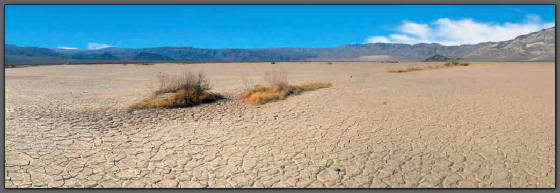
[240,82,332,105]
[388,61,470,73]
[129,71,223,109]
[444,61,470,67]
[264,69,289,86]
[153,72,212,95]
[136,63,154,66]
[379,61,399,63]
[239,70,332,105]
[387,66,424,73]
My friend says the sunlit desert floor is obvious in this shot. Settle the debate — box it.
[4,62,555,188]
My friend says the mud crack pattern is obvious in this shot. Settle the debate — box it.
[5,62,554,188]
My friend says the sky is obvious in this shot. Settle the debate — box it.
[5,5,555,49]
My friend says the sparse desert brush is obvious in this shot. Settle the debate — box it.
[154,72,209,95]
[129,71,223,109]
[240,82,332,105]
[379,61,399,63]
[292,82,332,91]
[388,61,470,73]
[264,69,289,86]
[444,61,470,66]
[443,61,454,67]
[129,87,223,109]
[387,66,423,73]
[239,70,332,105]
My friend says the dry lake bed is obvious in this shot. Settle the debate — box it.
[4,62,555,188]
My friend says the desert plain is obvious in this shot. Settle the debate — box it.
[4,61,555,188]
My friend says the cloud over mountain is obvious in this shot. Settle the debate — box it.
[365,14,554,45]
[87,43,113,50]
[5,27,555,65]
[57,46,77,50]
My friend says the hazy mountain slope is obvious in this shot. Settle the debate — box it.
[309,43,484,61]
[6,44,64,58]
[5,27,554,65]
[132,52,174,61]
[424,54,454,62]
[462,27,555,61]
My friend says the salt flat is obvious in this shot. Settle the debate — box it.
[4,62,555,188]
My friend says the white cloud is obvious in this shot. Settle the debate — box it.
[389,34,419,44]
[365,15,554,46]
[399,21,430,38]
[87,43,113,50]
[57,46,77,50]
[365,36,391,43]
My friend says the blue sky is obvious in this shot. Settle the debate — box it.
[5,5,555,49]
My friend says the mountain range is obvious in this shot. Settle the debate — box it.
[5,27,555,65]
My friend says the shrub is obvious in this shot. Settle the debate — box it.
[129,71,222,109]
[239,70,332,105]
[444,61,470,66]
[264,69,289,87]
[129,88,222,109]
[153,72,210,95]
[240,82,332,105]
[388,61,470,73]
[387,66,423,73]
[443,61,455,67]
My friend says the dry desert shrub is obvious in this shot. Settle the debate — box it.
[264,69,288,86]
[387,66,423,73]
[388,61,470,73]
[154,72,205,94]
[239,70,332,105]
[444,61,470,67]
[129,71,223,109]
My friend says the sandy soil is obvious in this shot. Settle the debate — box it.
[4,62,555,188]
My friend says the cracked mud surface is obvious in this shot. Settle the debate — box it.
[5,62,555,188]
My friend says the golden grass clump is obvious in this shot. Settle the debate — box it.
[239,70,332,105]
[129,71,223,109]
[153,71,210,95]
[444,61,470,67]
[387,66,423,73]
[388,61,470,73]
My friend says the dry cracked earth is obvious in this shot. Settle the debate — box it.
[4,62,555,188]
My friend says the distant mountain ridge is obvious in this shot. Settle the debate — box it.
[5,27,555,65]
[423,54,456,62]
